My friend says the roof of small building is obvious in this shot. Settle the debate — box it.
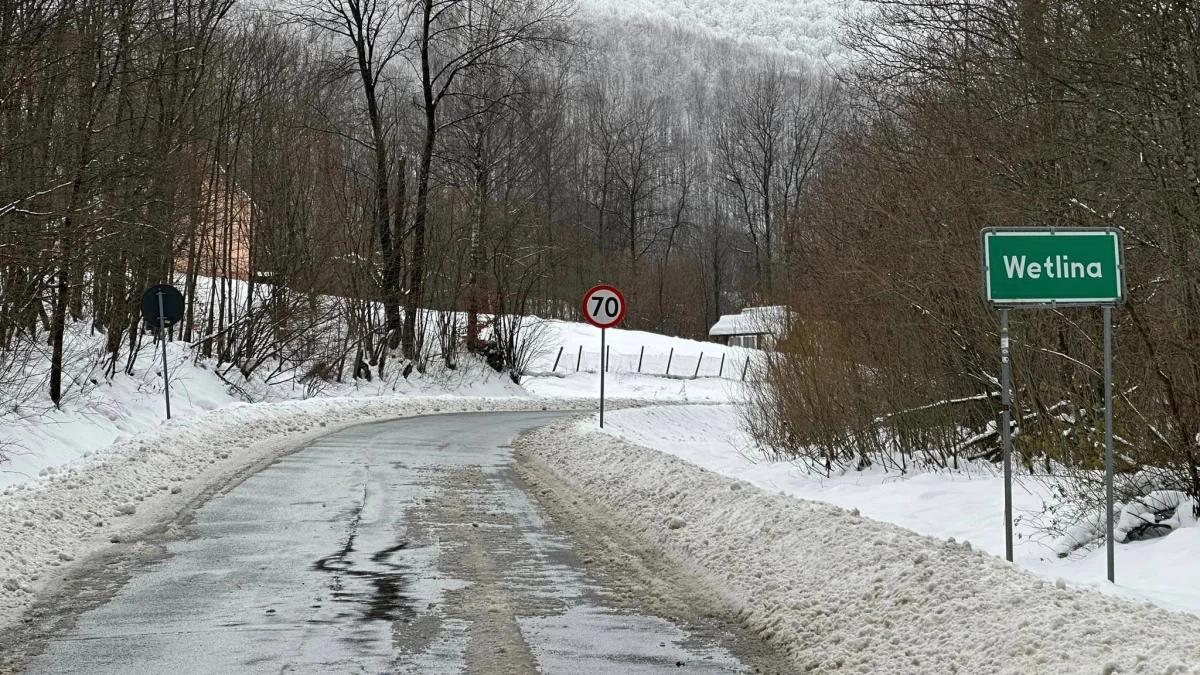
[709,306,788,337]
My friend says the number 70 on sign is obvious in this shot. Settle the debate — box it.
[583,285,626,329]
[582,285,626,429]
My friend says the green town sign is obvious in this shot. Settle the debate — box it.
[980,227,1125,307]
[978,225,1126,584]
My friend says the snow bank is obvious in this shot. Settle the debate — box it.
[0,396,613,631]
[518,418,1200,673]
[600,404,1200,618]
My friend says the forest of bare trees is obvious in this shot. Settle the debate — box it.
[745,0,1200,537]
[0,0,839,414]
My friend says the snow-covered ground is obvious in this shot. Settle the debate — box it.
[0,313,737,492]
[600,404,1200,617]
[0,339,522,491]
[511,316,752,402]
[526,317,757,380]
[522,371,737,401]
[519,416,1200,674]
[19,286,1200,669]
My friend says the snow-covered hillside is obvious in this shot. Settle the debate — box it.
[581,0,859,59]
[522,317,751,401]
[528,318,755,376]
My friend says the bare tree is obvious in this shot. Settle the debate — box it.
[401,0,573,360]
[292,0,411,349]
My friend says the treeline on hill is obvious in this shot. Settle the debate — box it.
[0,0,840,414]
[744,0,1200,539]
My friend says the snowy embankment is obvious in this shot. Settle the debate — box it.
[522,317,753,402]
[528,317,753,374]
[0,396,619,631]
[0,339,528,491]
[0,315,732,491]
[518,417,1200,674]
[600,404,1200,618]
[523,369,737,401]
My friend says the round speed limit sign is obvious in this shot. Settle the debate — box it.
[582,285,626,329]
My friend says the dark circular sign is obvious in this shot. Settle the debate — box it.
[140,284,185,327]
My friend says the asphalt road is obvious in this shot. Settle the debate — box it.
[14,411,779,674]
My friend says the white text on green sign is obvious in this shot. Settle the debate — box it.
[981,228,1124,307]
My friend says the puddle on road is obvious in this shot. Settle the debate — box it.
[312,536,421,623]
[519,606,743,674]
[545,612,743,674]
[395,618,473,675]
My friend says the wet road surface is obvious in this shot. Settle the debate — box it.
[16,412,767,674]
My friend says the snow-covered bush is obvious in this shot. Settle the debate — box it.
[1043,472,1198,557]
[1114,491,1195,543]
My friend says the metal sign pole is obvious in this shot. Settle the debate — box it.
[156,290,172,420]
[1104,306,1115,583]
[600,327,606,428]
[1001,309,1013,563]
[582,285,624,428]
[980,227,1125,574]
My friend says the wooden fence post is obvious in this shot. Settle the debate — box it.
[552,346,563,372]
[666,348,674,376]
[693,352,704,378]
[718,353,725,378]
[741,357,750,381]
[576,345,583,372]
[637,345,644,373]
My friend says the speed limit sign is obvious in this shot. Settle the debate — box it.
[582,285,626,329]
[582,285,625,428]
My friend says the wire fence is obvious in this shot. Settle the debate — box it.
[537,345,762,381]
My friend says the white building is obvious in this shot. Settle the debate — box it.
[708,306,788,349]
